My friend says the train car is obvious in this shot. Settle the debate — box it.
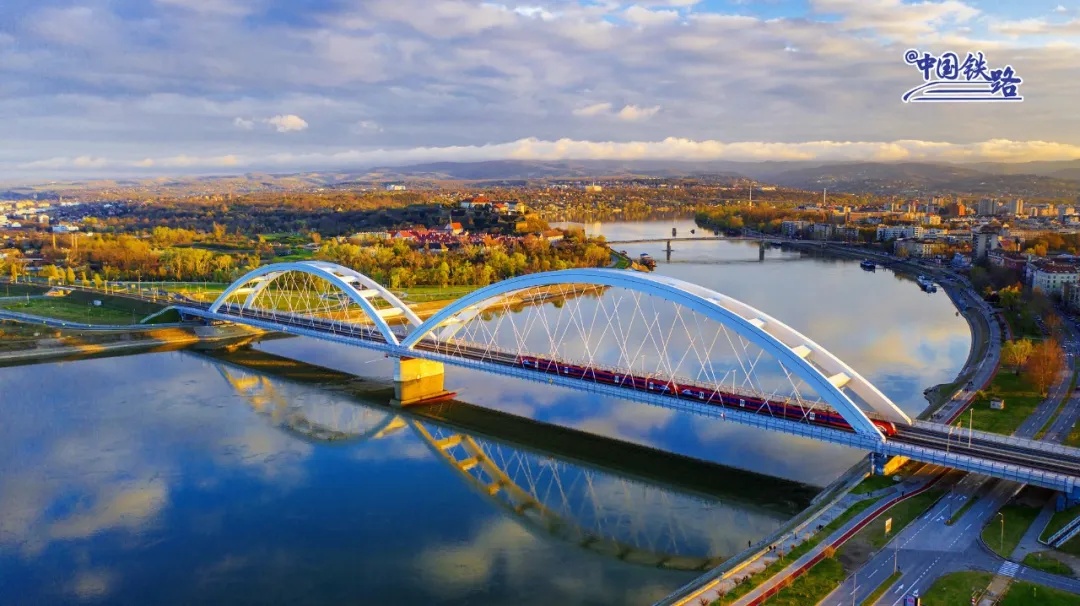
[680,387,710,400]
[872,420,898,437]
[646,379,679,394]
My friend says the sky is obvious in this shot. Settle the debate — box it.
[3,0,1080,180]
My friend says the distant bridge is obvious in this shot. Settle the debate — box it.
[166,260,1080,501]
[606,236,751,245]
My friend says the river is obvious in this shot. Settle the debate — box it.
[0,220,971,604]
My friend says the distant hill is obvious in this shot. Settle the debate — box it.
[362,159,748,181]
[7,158,1080,199]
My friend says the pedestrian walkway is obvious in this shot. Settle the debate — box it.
[1010,500,1055,561]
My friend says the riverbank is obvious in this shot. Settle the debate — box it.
[787,241,1000,421]
[656,241,1002,605]
[0,323,269,366]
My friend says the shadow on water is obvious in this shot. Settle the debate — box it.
[200,347,819,514]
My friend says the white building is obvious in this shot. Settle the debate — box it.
[1030,263,1080,296]
[781,220,810,238]
[897,239,944,258]
[1004,199,1024,216]
[876,225,924,241]
[972,226,1002,261]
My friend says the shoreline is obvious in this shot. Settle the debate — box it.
[0,324,271,366]
[659,240,1001,605]
[785,241,995,419]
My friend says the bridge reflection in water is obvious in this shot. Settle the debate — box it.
[209,351,815,573]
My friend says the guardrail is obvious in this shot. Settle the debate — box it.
[1047,514,1080,548]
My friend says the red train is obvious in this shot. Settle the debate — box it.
[517,355,897,437]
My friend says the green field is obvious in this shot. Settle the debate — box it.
[968,372,1045,436]
[852,474,903,495]
[1001,581,1080,605]
[921,571,993,606]
[0,298,140,325]
[0,283,49,297]
[1021,551,1074,577]
[845,489,945,552]
[396,285,480,302]
[762,555,846,606]
[982,501,1042,558]
[713,498,876,605]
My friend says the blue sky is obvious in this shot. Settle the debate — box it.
[2,0,1080,179]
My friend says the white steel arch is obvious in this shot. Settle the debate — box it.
[403,268,911,440]
[209,261,422,345]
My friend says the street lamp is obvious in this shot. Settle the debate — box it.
[997,512,1005,554]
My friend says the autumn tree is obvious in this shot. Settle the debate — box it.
[1024,338,1066,395]
[1001,339,1034,374]
[998,284,1022,311]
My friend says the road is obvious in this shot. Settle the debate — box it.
[821,310,1080,605]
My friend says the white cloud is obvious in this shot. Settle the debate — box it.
[514,6,558,21]
[4,0,1080,179]
[624,6,681,26]
[990,17,1080,36]
[572,102,614,117]
[352,120,383,133]
[264,114,309,133]
[811,0,980,38]
[1054,5,1068,13]
[617,104,661,121]
[17,137,1080,177]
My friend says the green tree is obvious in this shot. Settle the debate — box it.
[42,265,61,284]
[1002,339,1034,374]
[436,261,450,289]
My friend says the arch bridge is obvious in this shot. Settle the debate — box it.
[172,261,1080,501]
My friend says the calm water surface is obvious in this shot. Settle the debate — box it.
[0,220,971,604]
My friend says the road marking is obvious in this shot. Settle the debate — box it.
[999,561,1020,578]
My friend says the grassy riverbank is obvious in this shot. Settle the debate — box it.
[0,298,141,324]
[968,373,1044,435]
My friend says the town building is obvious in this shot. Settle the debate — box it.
[780,220,810,238]
[1029,262,1080,296]
[987,249,1027,271]
[896,239,945,258]
[1004,199,1024,216]
[972,225,1003,261]
[876,225,924,241]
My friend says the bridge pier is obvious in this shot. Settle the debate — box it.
[392,357,450,407]
[869,453,910,476]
